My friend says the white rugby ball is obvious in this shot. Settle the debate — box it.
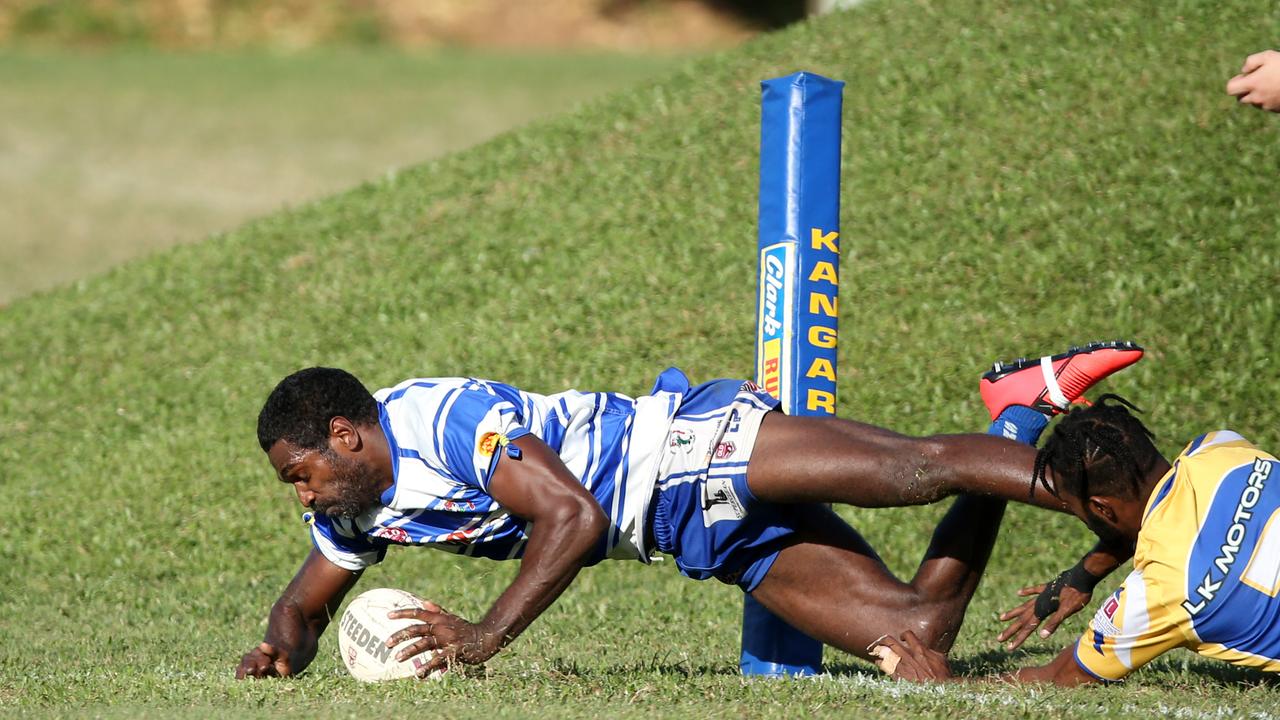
[337,587,440,682]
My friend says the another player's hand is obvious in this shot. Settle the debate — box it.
[235,642,292,679]
[870,631,953,683]
[997,582,1091,651]
[1227,50,1280,113]
[387,602,500,677]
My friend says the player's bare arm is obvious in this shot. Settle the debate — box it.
[385,434,609,676]
[997,539,1130,649]
[235,548,360,679]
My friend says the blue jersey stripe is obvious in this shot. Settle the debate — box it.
[430,387,462,469]
[582,394,601,491]
[1074,645,1113,683]
[1144,464,1179,522]
[1185,432,1209,457]
[383,381,440,403]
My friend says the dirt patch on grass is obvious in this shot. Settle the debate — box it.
[2,0,772,50]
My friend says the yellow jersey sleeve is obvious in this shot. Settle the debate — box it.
[1073,567,1192,681]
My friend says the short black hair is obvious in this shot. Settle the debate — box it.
[257,367,379,452]
[1033,394,1160,501]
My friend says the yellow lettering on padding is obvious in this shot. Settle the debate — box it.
[810,228,839,254]
[808,261,837,285]
[809,292,837,317]
[808,326,837,348]
[807,389,836,413]
[805,357,836,381]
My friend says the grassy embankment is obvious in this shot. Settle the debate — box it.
[0,49,682,302]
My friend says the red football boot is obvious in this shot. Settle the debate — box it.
[980,340,1144,420]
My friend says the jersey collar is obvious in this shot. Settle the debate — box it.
[1142,461,1179,525]
[377,401,401,506]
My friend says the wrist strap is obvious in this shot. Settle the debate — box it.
[1033,572,1068,619]
[1034,561,1103,619]
[1064,560,1105,593]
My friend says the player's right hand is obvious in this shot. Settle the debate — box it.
[997,582,1091,650]
[235,642,292,679]
[1227,50,1280,113]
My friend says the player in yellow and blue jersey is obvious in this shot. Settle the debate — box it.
[873,396,1280,685]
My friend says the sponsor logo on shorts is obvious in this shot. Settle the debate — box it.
[373,526,411,543]
[669,429,696,453]
[701,476,747,526]
[477,432,501,457]
[714,441,736,459]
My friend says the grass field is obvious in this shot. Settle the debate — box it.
[0,49,682,303]
[3,0,1280,717]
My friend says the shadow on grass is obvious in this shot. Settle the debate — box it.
[543,658,743,680]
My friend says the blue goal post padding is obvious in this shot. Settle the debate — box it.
[744,70,844,678]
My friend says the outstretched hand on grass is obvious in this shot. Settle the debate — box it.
[1227,50,1280,113]
[870,632,954,682]
[998,581,1092,650]
[235,642,292,679]
[386,601,500,678]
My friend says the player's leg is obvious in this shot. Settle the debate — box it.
[747,414,1067,510]
[746,341,1143,513]
[749,496,1007,657]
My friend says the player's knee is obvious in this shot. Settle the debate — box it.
[902,604,961,652]
[906,604,957,650]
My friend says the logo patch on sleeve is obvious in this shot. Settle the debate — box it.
[1090,591,1122,636]
[477,431,501,457]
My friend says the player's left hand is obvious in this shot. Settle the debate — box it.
[997,581,1092,650]
[386,602,501,677]
[870,631,954,682]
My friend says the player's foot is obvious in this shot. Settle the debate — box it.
[980,340,1143,420]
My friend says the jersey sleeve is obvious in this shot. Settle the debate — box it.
[308,513,386,571]
[1073,568,1192,681]
[435,388,531,492]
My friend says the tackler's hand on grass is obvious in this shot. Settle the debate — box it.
[386,601,500,678]
[870,632,954,682]
[1227,50,1280,113]
[997,581,1092,651]
[235,642,292,679]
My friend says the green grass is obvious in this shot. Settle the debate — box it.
[0,48,683,303]
[4,0,1280,716]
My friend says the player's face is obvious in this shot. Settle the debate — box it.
[268,441,384,520]
[1079,494,1144,547]
[1081,503,1128,546]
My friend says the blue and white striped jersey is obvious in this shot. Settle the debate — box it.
[309,374,686,571]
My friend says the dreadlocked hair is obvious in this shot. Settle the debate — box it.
[1032,394,1159,502]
